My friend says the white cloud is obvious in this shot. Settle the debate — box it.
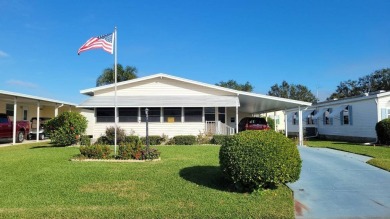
[6,80,38,89]
[0,50,9,58]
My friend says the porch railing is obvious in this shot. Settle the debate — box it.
[205,121,235,135]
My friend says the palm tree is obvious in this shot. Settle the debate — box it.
[96,64,138,86]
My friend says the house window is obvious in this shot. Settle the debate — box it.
[342,107,349,125]
[164,107,181,123]
[218,107,226,123]
[292,112,298,125]
[340,105,353,125]
[96,108,115,122]
[387,109,390,119]
[23,110,28,120]
[324,108,332,125]
[119,108,138,122]
[275,115,280,125]
[307,110,316,125]
[6,104,13,117]
[184,107,202,122]
[141,108,160,122]
[205,107,215,121]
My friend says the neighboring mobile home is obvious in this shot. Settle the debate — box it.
[78,73,311,141]
[286,90,390,142]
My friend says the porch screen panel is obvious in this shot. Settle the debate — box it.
[184,107,202,122]
[164,107,181,123]
[204,107,215,121]
[141,107,160,122]
[96,108,115,122]
[119,108,138,122]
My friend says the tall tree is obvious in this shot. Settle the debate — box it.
[96,64,138,86]
[215,80,254,92]
[268,81,318,103]
[328,68,390,99]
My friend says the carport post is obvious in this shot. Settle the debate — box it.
[284,110,288,137]
[298,106,304,146]
[12,97,17,145]
[235,100,239,133]
[36,101,40,142]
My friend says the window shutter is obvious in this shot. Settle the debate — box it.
[340,109,344,125]
[381,108,387,120]
[323,112,326,125]
[349,105,353,125]
[329,108,333,125]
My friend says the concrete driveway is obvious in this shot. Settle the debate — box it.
[288,146,390,219]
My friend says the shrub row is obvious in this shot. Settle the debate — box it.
[219,130,302,192]
[80,144,111,159]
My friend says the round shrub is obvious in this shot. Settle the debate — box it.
[105,126,127,145]
[45,112,88,146]
[219,130,301,191]
[80,144,111,159]
[376,118,390,145]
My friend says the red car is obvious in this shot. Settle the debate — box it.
[238,117,270,132]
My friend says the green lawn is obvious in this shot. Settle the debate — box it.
[306,140,390,171]
[0,143,294,218]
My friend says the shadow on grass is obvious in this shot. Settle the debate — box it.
[179,165,235,192]
[30,143,66,149]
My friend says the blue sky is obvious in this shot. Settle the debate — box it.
[0,0,389,104]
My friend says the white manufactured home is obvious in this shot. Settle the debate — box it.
[286,91,390,142]
[78,73,311,141]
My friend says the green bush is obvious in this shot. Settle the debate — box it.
[173,135,196,145]
[376,118,390,145]
[80,135,91,146]
[118,141,160,160]
[123,135,140,145]
[105,126,127,145]
[45,112,88,146]
[141,135,163,145]
[211,135,228,145]
[95,136,109,145]
[219,130,301,192]
[267,117,275,131]
[80,144,111,159]
[118,141,143,160]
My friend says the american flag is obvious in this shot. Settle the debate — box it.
[78,32,114,55]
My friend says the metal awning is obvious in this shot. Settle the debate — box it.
[77,95,239,108]
[329,105,348,118]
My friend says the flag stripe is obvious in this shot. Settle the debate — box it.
[78,33,114,55]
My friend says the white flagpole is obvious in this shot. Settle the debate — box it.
[114,27,118,155]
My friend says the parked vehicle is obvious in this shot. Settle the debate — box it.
[0,113,30,143]
[27,117,51,140]
[238,117,270,132]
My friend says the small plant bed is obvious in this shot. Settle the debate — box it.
[75,140,161,162]
[307,140,390,171]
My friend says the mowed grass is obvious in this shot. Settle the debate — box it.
[307,140,390,171]
[0,143,294,218]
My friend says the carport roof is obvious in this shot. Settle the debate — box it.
[0,90,76,106]
[79,73,311,113]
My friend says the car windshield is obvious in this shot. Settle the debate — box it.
[248,118,267,125]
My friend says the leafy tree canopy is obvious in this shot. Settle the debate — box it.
[268,81,318,103]
[215,80,254,92]
[96,64,138,86]
[328,68,390,100]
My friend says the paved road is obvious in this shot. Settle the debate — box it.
[288,146,390,219]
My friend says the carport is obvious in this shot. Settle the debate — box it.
[0,90,77,145]
[236,91,311,145]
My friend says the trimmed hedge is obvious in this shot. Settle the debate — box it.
[124,135,140,145]
[172,135,196,145]
[211,135,228,145]
[141,135,163,145]
[219,130,301,191]
[376,118,390,145]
